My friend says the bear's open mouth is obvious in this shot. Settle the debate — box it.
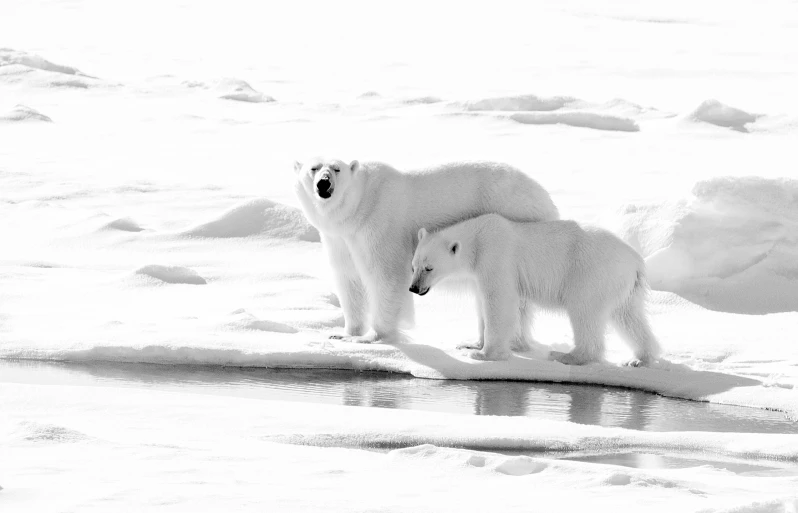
[316,179,333,199]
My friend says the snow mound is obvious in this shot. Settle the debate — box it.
[0,49,102,89]
[134,265,207,285]
[616,177,798,313]
[100,217,144,232]
[457,94,641,131]
[0,48,89,76]
[183,198,319,241]
[462,94,575,112]
[12,421,91,444]
[688,99,761,132]
[509,111,640,132]
[227,309,298,333]
[0,104,53,123]
[214,78,275,103]
[402,96,443,105]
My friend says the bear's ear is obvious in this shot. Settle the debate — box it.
[293,161,303,174]
[418,227,427,241]
[450,241,460,256]
[350,160,360,173]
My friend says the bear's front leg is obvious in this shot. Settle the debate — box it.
[322,234,368,338]
[457,293,485,350]
[350,242,413,345]
[467,278,517,361]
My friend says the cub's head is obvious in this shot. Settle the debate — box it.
[410,227,462,296]
[293,158,360,206]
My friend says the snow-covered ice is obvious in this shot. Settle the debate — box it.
[2,0,798,510]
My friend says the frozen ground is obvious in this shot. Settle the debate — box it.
[2,0,798,510]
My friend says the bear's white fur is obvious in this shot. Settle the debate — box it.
[294,159,559,344]
[410,214,661,364]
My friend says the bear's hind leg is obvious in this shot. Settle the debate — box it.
[611,293,661,367]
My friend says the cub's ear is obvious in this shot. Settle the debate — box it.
[450,241,460,255]
[350,160,360,173]
[417,227,428,241]
[293,161,303,174]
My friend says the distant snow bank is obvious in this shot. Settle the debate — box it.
[134,265,207,285]
[462,94,575,112]
[688,99,760,132]
[0,48,89,76]
[182,198,319,241]
[0,48,102,88]
[214,78,275,103]
[509,111,639,132]
[0,104,52,123]
[455,94,648,132]
[616,176,798,313]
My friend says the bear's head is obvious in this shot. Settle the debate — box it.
[293,158,360,207]
[409,227,461,296]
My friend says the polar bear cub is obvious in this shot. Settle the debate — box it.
[410,214,661,365]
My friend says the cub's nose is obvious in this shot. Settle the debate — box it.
[409,284,419,294]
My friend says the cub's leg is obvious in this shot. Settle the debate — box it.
[457,293,485,350]
[611,289,661,367]
[555,307,608,365]
[511,300,535,352]
[323,234,368,338]
[468,278,517,361]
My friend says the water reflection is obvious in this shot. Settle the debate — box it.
[2,360,796,434]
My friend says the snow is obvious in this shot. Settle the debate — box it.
[213,78,275,103]
[2,382,798,512]
[688,99,761,133]
[0,104,52,123]
[2,0,798,510]
[614,177,798,313]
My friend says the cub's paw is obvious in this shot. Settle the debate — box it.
[623,358,654,368]
[466,349,510,361]
[550,350,593,366]
[456,339,484,350]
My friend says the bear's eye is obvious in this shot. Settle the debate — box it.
[331,167,340,173]
[424,266,433,273]
[311,165,321,172]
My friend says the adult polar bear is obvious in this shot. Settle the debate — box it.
[294,158,559,344]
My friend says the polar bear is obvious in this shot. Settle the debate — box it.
[293,158,559,344]
[410,214,661,365]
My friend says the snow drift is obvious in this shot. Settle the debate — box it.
[0,48,90,76]
[458,93,641,131]
[461,94,575,112]
[182,198,319,241]
[688,99,761,132]
[0,48,101,88]
[134,265,207,285]
[214,78,275,103]
[0,104,53,123]
[616,176,798,313]
[509,111,639,132]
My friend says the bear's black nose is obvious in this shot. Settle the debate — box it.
[316,179,332,199]
[409,284,419,294]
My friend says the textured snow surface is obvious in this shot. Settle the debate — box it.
[2,383,797,512]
